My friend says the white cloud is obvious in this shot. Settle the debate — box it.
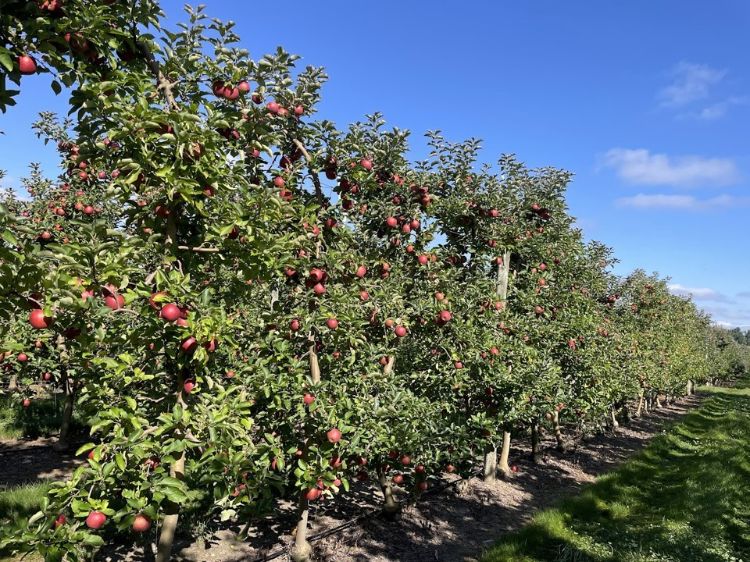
[699,303,750,328]
[695,96,748,121]
[668,284,729,302]
[616,193,750,210]
[601,148,740,188]
[658,62,726,107]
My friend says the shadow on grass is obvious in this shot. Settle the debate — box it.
[482,383,750,562]
[0,396,83,441]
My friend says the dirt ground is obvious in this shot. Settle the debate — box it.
[1,396,700,562]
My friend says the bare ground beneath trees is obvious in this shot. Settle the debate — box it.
[0,395,702,562]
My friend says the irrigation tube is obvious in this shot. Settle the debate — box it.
[254,469,483,562]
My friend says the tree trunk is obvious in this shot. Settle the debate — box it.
[610,406,619,430]
[621,402,631,425]
[377,469,400,515]
[655,395,662,408]
[53,375,76,451]
[530,422,540,463]
[686,380,693,395]
[497,430,512,477]
[635,390,644,417]
[308,341,320,384]
[156,373,187,562]
[384,355,395,376]
[552,410,567,452]
[483,443,497,482]
[289,497,312,562]
[8,374,17,391]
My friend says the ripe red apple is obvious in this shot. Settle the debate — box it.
[180,336,198,354]
[534,305,544,315]
[415,464,426,474]
[355,265,367,278]
[294,105,304,116]
[226,370,235,379]
[437,310,452,325]
[326,318,339,330]
[360,290,370,301]
[313,283,326,295]
[305,487,322,501]
[303,393,315,405]
[290,318,301,332]
[29,309,53,329]
[273,176,285,188]
[417,255,429,265]
[160,303,181,322]
[183,380,195,394]
[17,353,28,362]
[85,511,107,530]
[266,101,280,114]
[405,244,415,254]
[511,465,519,473]
[43,372,52,381]
[567,339,577,350]
[326,428,342,443]
[104,293,125,311]
[237,80,250,93]
[445,464,456,473]
[360,158,373,170]
[132,514,151,533]
[22,398,31,408]
[392,473,404,485]
[394,325,407,338]
[454,361,464,370]
[435,292,445,301]
[400,454,411,466]
[53,514,67,528]
[539,262,547,271]
[18,55,37,75]
[384,318,395,329]
[385,216,398,228]
[329,455,342,468]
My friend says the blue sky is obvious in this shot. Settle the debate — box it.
[1,1,749,327]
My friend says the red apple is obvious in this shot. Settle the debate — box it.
[360,290,370,301]
[132,514,151,533]
[22,398,31,408]
[385,216,398,228]
[226,370,235,379]
[53,514,67,528]
[454,361,464,370]
[445,464,456,473]
[273,176,285,188]
[17,353,28,362]
[417,481,428,492]
[183,380,195,394]
[437,310,452,324]
[18,55,37,75]
[392,474,404,485]
[326,318,339,330]
[290,318,301,331]
[326,428,342,443]
[85,511,107,530]
[360,158,373,170]
[400,454,411,466]
[29,309,53,329]
[180,336,198,354]
[417,255,429,266]
[313,283,326,295]
[160,303,182,322]
[305,487,322,501]
[435,292,445,301]
[329,455,342,468]
[394,325,407,338]
[303,393,315,405]
[355,265,367,278]
[237,80,250,93]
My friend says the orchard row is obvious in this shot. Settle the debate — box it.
[1,2,748,561]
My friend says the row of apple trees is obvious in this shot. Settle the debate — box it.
[1,2,748,561]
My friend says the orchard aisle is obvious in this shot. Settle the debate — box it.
[482,383,750,562]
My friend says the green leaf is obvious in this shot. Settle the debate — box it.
[0,53,12,72]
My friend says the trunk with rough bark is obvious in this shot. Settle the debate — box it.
[530,422,540,463]
[635,390,644,417]
[483,251,510,480]
[610,406,619,430]
[483,443,497,482]
[377,470,400,515]
[621,402,631,425]
[289,497,312,562]
[552,410,567,452]
[156,373,187,562]
[54,375,76,451]
[497,430,512,477]
[686,380,693,395]
[655,395,662,408]
[8,374,18,391]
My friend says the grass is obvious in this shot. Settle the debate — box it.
[482,382,750,562]
[0,395,81,440]
[0,482,50,562]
